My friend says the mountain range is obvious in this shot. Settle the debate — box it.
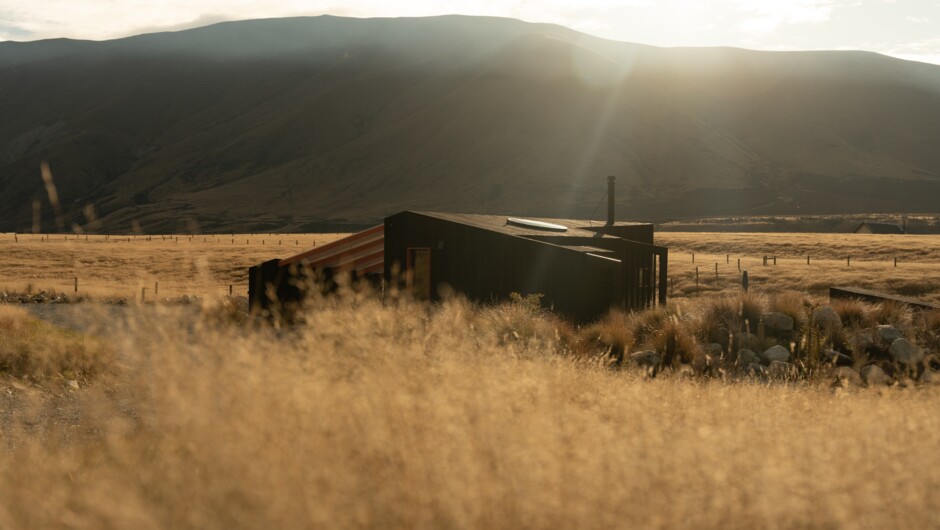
[2,15,940,233]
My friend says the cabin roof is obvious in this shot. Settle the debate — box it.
[856,222,905,234]
[408,211,649,240]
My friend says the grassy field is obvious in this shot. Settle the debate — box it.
[0,233,348,299]
[659,232,940,305]
[1,296,939,529]
[1,231,939,528]
[2,231,938,305]
[659,213,940,233]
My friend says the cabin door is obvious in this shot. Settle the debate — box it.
[407,248,431,300]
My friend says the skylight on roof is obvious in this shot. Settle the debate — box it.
[507,217,568,232]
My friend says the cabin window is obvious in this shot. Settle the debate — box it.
[407,248,431,300]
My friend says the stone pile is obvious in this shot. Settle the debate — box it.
[626,305,938,387]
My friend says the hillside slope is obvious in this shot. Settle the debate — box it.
[2,15,940,232]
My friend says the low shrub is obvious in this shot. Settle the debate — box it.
[649,316,698,369]
[480,293,558,347]
[582,310,636,362]
[874,300,913,329]
[693,292,766,349]
[0,306,114,386]
[627,308,672,346]
[768,291,810,330]
[831,298,876,329]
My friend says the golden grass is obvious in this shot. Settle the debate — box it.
[658,232,940,304]
[1,231,939,528]
[0,233,348,299]
[1,298,940,528]
[3,231,937,305]
[0,305,113,386]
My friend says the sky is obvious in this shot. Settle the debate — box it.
[2,0,940,65]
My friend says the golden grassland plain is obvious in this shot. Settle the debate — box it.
[658,232,940,305]
[2,231,939,304]
[1,231,939,528]
[0,233,349,299]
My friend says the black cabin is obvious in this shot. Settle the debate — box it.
[249,178,668,323]
[384,211,666,322]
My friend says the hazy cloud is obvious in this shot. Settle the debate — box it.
[0,0,938,64]
[128,13,234,36]
[0,23,33,40]
[881,36,940,64]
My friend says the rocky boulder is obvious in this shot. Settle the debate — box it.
[760,345,791,364]
[768,361,798,381]
[743,363,768,378]
[734,332,760,351]
[889,338,924,366]
[847,332,875,354]
[876,325,903,345]
[702,343,724,358]
[736,349,761,367]
[860,365,890,387]
[830,366,862,387]
[813,307,843,333]
[629,350,662,368]
[762,312,795,335]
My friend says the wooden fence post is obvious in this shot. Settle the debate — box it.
[715,262,718,279]
[894,257,898,267]
[74,277,78,293]
[229,285,233,296]
[695,266,700,294]
[773,256,777,266]
[847,256,850,267]
[737,258,740,272]
[141,287,146,302]
[692,253,695,263]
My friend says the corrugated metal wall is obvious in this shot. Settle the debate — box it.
[384,211,659,323]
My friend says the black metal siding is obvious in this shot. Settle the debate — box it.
[385,211,636,322]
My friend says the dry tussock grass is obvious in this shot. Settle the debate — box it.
[691,292,766,350]
[659,232,940,304]
[2,297,940,528]
[830,298,876,328]
[0,233,348,299]
[1,231,939,527]
[0,305,113,386]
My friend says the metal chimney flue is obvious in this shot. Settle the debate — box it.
[606,176,616,226]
